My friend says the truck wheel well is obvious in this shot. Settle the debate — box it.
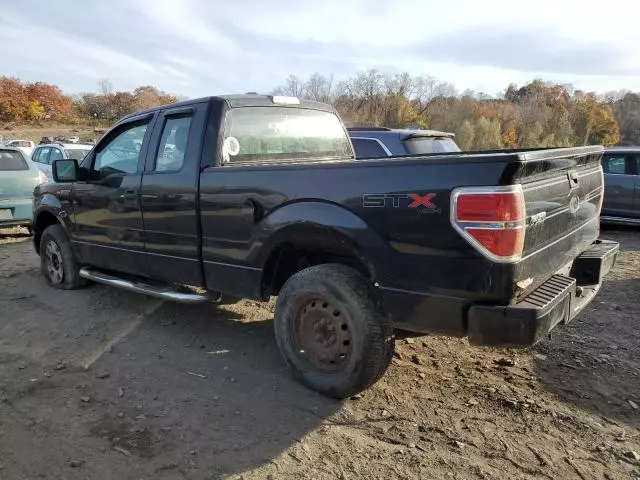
[33,212,60,255]
[261,234,373,297]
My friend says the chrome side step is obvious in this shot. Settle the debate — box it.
[79,267,213,304]
[601,216,640,226]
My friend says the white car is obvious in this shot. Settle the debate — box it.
[66,136,80,144]
[4,140,35,157]
[31,143,93,180]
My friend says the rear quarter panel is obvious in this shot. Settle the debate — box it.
[199,157,514,300]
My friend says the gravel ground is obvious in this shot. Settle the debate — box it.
[0,226,638,480]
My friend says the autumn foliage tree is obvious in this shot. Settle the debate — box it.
[274,72,626,149]
[0,76,178,125]
[0,72,632,151]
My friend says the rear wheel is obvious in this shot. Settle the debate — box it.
[40,224,88,290]
[274,264,394,399]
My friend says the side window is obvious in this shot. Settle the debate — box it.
[351,138,389,159]
[154,116,192,172]
[602,155,627,174]
[93,123,148,179]
[633,155,640,175]
[32,148,41,163]
[50,148,63,162]
[37,147,51,164]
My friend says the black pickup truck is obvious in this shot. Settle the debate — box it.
[32,94,618,398]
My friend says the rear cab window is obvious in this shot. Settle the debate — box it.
[0,150,28,171]
[222,107,352,163]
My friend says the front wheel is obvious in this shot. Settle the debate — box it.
[274,264,394,399]
[40,224,88,290]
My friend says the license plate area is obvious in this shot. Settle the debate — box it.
[0,209,13,220]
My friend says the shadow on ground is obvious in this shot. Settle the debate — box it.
[0,273,342,480]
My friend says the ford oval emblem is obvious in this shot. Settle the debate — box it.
[569,195,580,214]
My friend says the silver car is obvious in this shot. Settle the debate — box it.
[31,143,93,180]
[0,148,48,230]
[601,147,640,225]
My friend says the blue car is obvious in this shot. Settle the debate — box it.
[0,148,48,230]
[348,127,461,158]
[601,147,640,225]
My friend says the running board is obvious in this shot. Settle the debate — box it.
[601,216,640,226]
[79,267,214,304]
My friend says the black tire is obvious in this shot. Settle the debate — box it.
[274,264,394,399]
[40,224,88,290]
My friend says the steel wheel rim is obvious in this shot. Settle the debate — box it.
[45,240,64,284]
[292,297,352,372]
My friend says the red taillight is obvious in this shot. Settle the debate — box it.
[456,192,525,222]
[451,187,526,262]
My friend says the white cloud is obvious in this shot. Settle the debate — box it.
[0,0,639,97]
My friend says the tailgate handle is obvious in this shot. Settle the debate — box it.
[568,170,579,189]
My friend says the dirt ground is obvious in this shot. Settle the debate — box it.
[0,226,638,480]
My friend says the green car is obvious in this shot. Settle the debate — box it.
[0,148,48,230]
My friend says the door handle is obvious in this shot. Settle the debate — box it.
[121,190,137,200]
[141,194,158,200]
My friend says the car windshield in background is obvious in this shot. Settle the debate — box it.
[224,107,352,162]
[403,137,461,154]
[65,149,90,161]
[0,151,28,171]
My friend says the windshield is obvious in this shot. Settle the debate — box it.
[224,107,353,163]
[403,136,461,154]
[0,150,28,170]
[65,149,90,161]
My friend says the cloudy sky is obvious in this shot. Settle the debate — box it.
[1,0,639,98]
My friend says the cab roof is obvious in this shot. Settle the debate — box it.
[122,94,335,122]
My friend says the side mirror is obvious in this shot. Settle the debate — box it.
[52,159,79,183]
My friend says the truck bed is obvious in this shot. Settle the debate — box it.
[199,145,604,335]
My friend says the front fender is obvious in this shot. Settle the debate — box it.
[33,190,75,232]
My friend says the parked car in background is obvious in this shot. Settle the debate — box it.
[31,143,93,180]
[4,140,35,158]
[66,136,80,144]
[348,127,461,158]
[600,147,640,225]
[0,148,48,230]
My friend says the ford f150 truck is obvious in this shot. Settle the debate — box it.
[32,94,619,398]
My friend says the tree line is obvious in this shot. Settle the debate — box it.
[0,77,178,125]
[1,72,639,148]
[274,72,640,148]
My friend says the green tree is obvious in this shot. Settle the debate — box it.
[455,120,475,150]
[473,118,503,150]
[612,92,640,145]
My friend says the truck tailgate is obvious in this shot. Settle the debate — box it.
[512,146,604,299]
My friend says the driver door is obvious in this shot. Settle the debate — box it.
[72,115,156,276]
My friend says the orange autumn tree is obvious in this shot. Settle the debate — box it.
[0,77,29,121]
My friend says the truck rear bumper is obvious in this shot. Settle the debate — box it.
[467,239,619,347]
[382,239,619,347]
